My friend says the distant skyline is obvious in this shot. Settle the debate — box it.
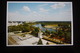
[7,2,72,21]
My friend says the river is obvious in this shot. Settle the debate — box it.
[33,24,56,32]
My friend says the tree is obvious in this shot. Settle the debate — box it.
[51,31,57,34]
[37,38,43,45]
[45,30,50,35]
[46,42,49,45]
[41,23,45,27]
[23,22,29,26]
[35,27,39,32]
[64,32,71,43]
[31,30,38,37]
[8,26,19,32]
[22,26,31,32]
[50,34,55,38]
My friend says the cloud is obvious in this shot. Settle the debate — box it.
[8,9,72,21]
[39,8,49,12]
[49,10,71,21]
[8,11,47,21]
[8,12,26,21]
[8,11,42,21]
[23,6,31,11]
[50,3,65,9]
[32,11,37,14]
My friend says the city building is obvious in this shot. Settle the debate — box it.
[8,21,25,26]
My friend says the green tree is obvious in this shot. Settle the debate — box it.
[23,22,29,26]
[37,38,43,45]
[45,30,50,35]
[41,23,45,27]
[50,34,55,38]
[46,42,49,45]
[31,27,39,37]
[22,26,31,32]
[35,27,39,32]
[51,31,57,34]
[8,26,18,32]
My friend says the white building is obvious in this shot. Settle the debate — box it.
[8,21,25,26]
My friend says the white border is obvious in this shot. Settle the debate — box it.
[6,1,73,46]
[6,1,8,46]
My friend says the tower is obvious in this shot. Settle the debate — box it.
[38,29,43,38]
[37,29,43,45]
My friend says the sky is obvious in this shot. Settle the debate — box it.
[7,2,72,21]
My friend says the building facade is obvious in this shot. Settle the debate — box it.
[8,21,25,26]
